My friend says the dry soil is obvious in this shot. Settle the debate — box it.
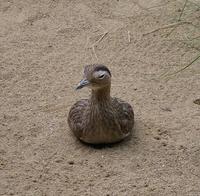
[0,0,200,195]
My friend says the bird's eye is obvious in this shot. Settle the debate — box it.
[98,74,105,79]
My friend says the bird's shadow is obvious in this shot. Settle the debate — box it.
[78,133,135,149]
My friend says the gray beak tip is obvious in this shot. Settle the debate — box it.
[75,79,89,90]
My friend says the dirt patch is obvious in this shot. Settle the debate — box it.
[0,0,200,195]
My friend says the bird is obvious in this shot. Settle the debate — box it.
[68,64,134,144]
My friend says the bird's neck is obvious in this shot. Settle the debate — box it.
[87,85,111,128]
[90,85,111,104]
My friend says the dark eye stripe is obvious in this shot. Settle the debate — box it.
[94,65,111,76]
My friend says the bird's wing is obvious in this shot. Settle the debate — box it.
[112,98,134,135]
[68,99,89,138]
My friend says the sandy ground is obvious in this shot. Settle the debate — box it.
[0,0,200,195]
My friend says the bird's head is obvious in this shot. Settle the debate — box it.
[76,64,111,90]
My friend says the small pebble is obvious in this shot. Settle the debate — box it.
[160,107,172,112]
[150,187,156,191]
[105,173,110,178]
[144,183,149,187]
[194,99,200,105]
[55,159,63,163]
[32,179,37,182]
[162,141,167,146]
[9,191,14,196]
[154,136,160,140]
[68,161,74,165]
[178,145,187,150]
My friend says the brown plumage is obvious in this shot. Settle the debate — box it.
[68,64,134,144]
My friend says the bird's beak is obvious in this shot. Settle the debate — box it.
[76,78,90,90]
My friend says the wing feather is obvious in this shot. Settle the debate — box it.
[112,98,134,135]
[68,99,89,138]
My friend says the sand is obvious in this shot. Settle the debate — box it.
[0,0,200,195]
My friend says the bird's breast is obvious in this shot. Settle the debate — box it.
[80,105,124,144]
